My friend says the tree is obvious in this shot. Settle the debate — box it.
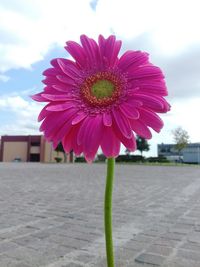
[55,142,64,154]
[172,127,190,155]
[54,143,63,162]
[55,142,66,162]
[136,135,150,156]
[55,143,74,163]
[125,148,131,156]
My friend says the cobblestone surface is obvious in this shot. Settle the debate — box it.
[0,163,200,267]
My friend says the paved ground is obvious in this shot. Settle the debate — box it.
[0,163,200,267]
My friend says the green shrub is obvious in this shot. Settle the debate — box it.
[116,155,144,162]
[147,156,170,163]
[75,157,86,163]
[54,157,62,163]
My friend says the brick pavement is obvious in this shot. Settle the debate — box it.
[0,163,200,267]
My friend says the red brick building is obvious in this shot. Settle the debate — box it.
[0,135,73,163]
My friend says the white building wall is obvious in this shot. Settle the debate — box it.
[183,146,200,163]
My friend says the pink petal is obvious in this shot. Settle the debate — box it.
[160,97,171,112]
[98,35,106,65]
[72,139,83,156]
[53,112,77,142]
[118,51,149,71]
[87,37,101,67]
[133,94,165,112]
[83,115,103,162]
[46,102,77,111]
[31,93,47,102]
[42,76,62,86]
[56,75,77,86]
[109,40,122,66]
[43,68,61,76]
[101,126,120,158]
[119,103,140,119]
[120,132,136,151]
[128,65,164,80]
[62,124,83,156]
[139,108,163,132]
[38,105,51,122]
[71,126,84,156]
[112,122,136,151]
[71,112,87,125]
[98,35,122,67]
[50,58,60,68]
[77,117,91,145]
[104,36,121,66]
[52,84,74,93]
[103,112,112,126]
[112,109,132,139]
[76,115,103,162]
[133,80,168,96]
[40,111,62,132]
[77,115,102,147]
[126,86,140,95]
[62,125,78,153]
[41,109,77,139]
[130,119,152,139]
[43,86,59,94]
[65,41,87,68]
[57,58,81,79]
[126,98,143,107]
[83,114,103,151]
[80,35,100,67]
[41,93,73,101]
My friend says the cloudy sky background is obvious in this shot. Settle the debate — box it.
[0,0,200,156]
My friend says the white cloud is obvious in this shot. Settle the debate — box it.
[0,74,10,82]
[0,0,98,72]
[96,0,200,54]
[164,98,200,142]
[0,95,43,135]
[1,0,200,72]
[122,96,200,157]
[161,46,200,99]
[0,96,28,109]
[118,34,200,100]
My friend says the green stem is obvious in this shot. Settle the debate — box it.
[104,157,115,267]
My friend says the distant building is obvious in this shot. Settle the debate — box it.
[157,143,200,164]
[0,135,73,163]
[182,143,200,164]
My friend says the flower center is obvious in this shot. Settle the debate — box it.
[91,80,114,99]
[81,72,122,107]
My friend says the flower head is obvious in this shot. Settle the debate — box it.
[32,35,170,162]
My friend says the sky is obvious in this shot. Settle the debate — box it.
[0,0,200,156]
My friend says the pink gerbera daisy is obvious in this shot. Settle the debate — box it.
[32,34,170,162]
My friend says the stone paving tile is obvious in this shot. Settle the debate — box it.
[187,231,200,243]
[75,252,95,264]
[176,249,200,262]
[0,241,19,254]
[180,240,200,252]
[58,264,84,267]
[153,237,179,247]
[163,257,200,267]
[135,252,166,266]
[145,244,173,257]
[159,232,186,241]
[0,254,27,267]
[0,163,200,267]
[3,246,56,266]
